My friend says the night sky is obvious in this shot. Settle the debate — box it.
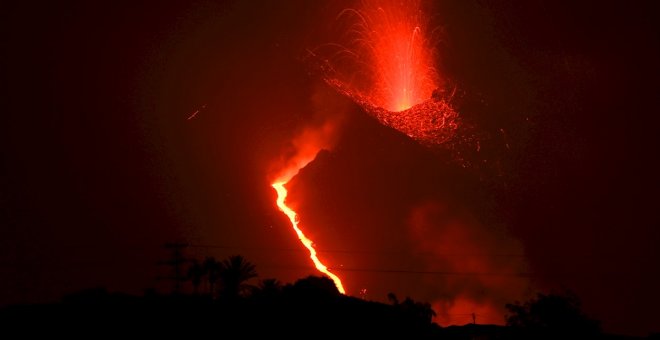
[1,0,659,336]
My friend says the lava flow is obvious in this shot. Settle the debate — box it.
[272,169,346,294]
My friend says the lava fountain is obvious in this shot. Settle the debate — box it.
[313,0,460,146]
[341,0,439,112]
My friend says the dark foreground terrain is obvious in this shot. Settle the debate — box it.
[2,286,653,339]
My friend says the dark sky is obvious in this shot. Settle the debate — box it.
[1,0,659,335]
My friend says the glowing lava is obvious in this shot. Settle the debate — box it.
[344,0,439,112]
[312,0,460,147]
[272,173,346,294]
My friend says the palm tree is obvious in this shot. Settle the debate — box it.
[259,278,282,293]
[255,278,282,300]
[187,259,205,295]
[218,255,257,299]
[203,256,221,298]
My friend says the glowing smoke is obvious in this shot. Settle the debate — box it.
[407,201,529,325]
[270,87,349,294]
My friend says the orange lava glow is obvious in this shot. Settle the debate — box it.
[272,178,346,294]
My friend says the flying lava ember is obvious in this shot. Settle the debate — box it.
[313,0,460,147]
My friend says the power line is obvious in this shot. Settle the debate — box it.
[335,267,533,277]
[255,263,533,277]
[188,244,527,258]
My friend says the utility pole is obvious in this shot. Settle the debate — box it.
[158,242,189,294]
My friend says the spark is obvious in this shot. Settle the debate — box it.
[187,104,206,120]
[187,110,199,120]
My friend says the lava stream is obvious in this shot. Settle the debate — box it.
[272,180,346,294]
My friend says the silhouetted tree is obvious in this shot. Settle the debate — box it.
[218,255,257,299]
[399,297,436,324]
[252,278,283,301]
[187,259,205,295]
[286,275,340,299]
[259,279,282,295]
[202,256,221,298]
[506,291,600,338]
[387,292,399,305]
